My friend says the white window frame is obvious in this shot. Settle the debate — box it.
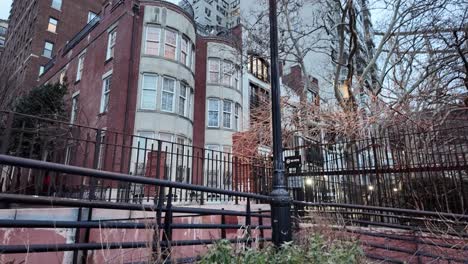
[207,98,220,128]
[106,29,117,61]
[47,17,58,33]
[161,77,176,112]
[208,58,220,83]
[100,73,112,113]
[222,61,232,86]
[180,36,189,66]
[234,103,240,131]
[178,84,187,116]
[223,100,232,129]
[70,91,80,124]
[76,53,85,81]
[141,73,158,110]
[145,26,161,56]
[51,0,62,10]
[164,29,178,60]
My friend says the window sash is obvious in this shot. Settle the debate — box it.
[141,74,158,110]
[145,27,160,56]
[161,77,175,112]
[70,94,79,124]
[234,104,240,131]
[101,76,112,113]
[106,30,117,60]
[76,54,85,80]
[178,85,187,116]
[222,61,232,86]
[208,58,220,83]
[51,0,62,10]
[164,30,177,60]
[223,100,232,128]
[48,18,58,32]
[43,42,53,57]
[208,99,219,127]
[180,37,188,65]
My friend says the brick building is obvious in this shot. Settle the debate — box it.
[0,0,103,109]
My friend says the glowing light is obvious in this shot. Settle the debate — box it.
[393,188,398,192]
[305,178,313,186]
[368,185,374,191]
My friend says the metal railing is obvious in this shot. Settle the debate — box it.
[62,15,101,55]
[0,111,273,204]
[284,125,468,214]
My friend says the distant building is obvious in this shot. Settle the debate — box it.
[0,0,103,109]
[0,19,7,59]
[189,0,240,33]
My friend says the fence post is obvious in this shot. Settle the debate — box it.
[268,0,292,247]
[221,208,226,239]
[245,198,252,248]
[162,188,174,261]
[258,209,264,249]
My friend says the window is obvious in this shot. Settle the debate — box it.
[145,27,160,56]
[59,71,66,84]
[178,84,187,116]
[51,0,62,10]
[161,77,175,112]
[307,90,316,104]
[180,37,189,65]
[208,99,220,127]
[100,75,112,113]
[208,58,220,83]
[223,100,232,128]
[234,103,240,131]
[141,74,158,110]
[70,93,79,124]
[76,53,85,81]
[248,54,270,83]
[88,12,97,23]
[222,61,232,86]
[106,29,117,60]
[234,67,240,90]
[164,30,177,60]
[43,41,54,58]
[136,131,155,170]
[47,17,58,33]
[39,66,45,76]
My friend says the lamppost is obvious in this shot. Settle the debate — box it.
[269,0,292,246]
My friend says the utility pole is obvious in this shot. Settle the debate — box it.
[269,0,292,246]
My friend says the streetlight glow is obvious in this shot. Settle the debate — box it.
[305,178,313,186]
[368,185,374,191]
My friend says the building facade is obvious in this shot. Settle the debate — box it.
[0,0,103,109]
[0,19,7,59]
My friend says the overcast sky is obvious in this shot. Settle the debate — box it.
[0,0,13,20]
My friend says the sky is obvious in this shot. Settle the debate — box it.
[0,0,13,20]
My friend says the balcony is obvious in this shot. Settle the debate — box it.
[62,15,101,56]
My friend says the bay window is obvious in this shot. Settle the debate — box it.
[180,37,189,65]
[178,84,187,116]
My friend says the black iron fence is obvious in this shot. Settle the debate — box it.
[284,125,468,214]
[0,111,272,204]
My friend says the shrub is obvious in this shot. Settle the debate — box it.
[199,234,363,264]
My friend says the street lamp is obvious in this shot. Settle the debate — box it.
[269,0,292,247]
[305,178,313,186]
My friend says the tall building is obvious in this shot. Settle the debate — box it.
[0,19,7,59]
[190,0,240,32]
[0,0,103,109]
